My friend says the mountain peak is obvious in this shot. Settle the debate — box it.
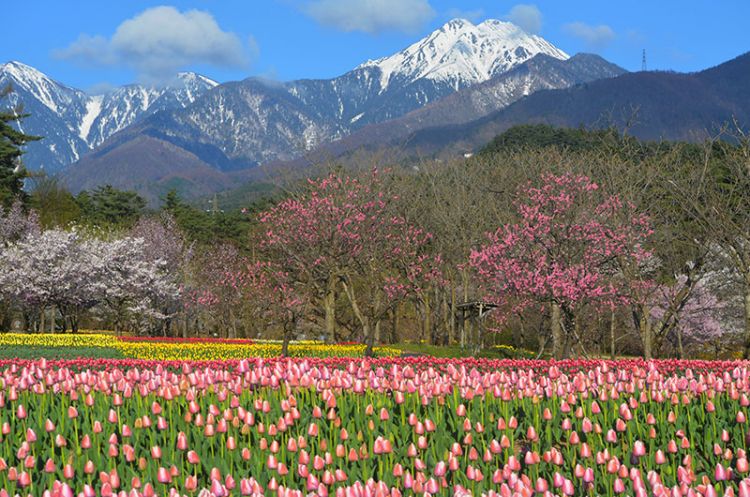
[439,18,475,31]
[0,60,80,115]
[3,60,42,72]
[357,18,568,91]
[175,72,219,88]
[2,60,59,86]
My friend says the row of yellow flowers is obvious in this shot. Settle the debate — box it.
[0,332,401,359]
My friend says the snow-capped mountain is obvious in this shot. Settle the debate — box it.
[294,53,626,165]
[359,18,567,91]
[0,61,217,172]
[285,18,568,128]
[4,18,629,202]
[80,73,218,148]
[69,18,575,175]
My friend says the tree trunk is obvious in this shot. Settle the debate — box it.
[610,311,616,360]
[461,268,469,348]
[422,295,431,345]
[281,328,290,357]
[676,325,684,359]
[229,308,237,339]
[639,310,653,360]
[391,305,400,343]
[744,280,750,359]
[450,281,456,345]
[551,302,564,359]
[340,278,373,356]
[0,306,11,332]
[514,316,524,349]
[39,307,45,334]
[69,312,79,333]
[324,277,337,342]
[440,290,450,346]
[363,319,374,357]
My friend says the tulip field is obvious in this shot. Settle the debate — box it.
[0,333,401,361]
[0,354,749,497]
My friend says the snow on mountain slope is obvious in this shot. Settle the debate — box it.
[78,95,103,142]
[0,61,218,172]
[0,61,85,116]
[83,73,218,148]
[9,17,576,180]
[358,19,568,91]
[62,17,587,189]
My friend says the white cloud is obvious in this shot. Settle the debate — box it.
[303,0,435,34]
[504,4,542,34]
[563,21,616,49]
[55,6,253,83]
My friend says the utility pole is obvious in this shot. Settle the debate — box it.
[642,49,647,71]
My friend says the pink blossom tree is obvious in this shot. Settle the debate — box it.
[184,244,247,338]
[258,170,441,354]
[470,172,653,359]
[250,262,306,356]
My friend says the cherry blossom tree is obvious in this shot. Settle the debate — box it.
[470,172,653,359]
[244,261,306,356]
[130,214,192,336]
[0,230,101,331]
[94,236,179,334]
[650,275,726,358]
[0,200,39,245]
[0,201,39,330]
[0,228,179,333]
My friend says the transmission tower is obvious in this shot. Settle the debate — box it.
[642,49,647,71]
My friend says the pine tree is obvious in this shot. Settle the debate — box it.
[0,84,40,207]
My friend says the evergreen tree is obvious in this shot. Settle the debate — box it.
[29,176,81,228]
[76,185,146,228]
[0,84,40,207]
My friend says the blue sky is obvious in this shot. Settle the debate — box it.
[3,1,748,91]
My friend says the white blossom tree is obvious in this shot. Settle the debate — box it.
[90,236,180,334]
[0,228,179,333]
[0,201,40,330]
[0,230,99,331]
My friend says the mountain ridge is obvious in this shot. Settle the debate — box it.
[5,18,570,177]
[398,51,750,155]
[1,61,218,172]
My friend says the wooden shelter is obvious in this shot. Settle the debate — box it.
[456,301,498,350]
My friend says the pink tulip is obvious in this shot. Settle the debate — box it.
[157,466,171,484]
[614,478,625,494]
[187,450,200,464]
[18,471,31,487]
[633,441,646,457]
